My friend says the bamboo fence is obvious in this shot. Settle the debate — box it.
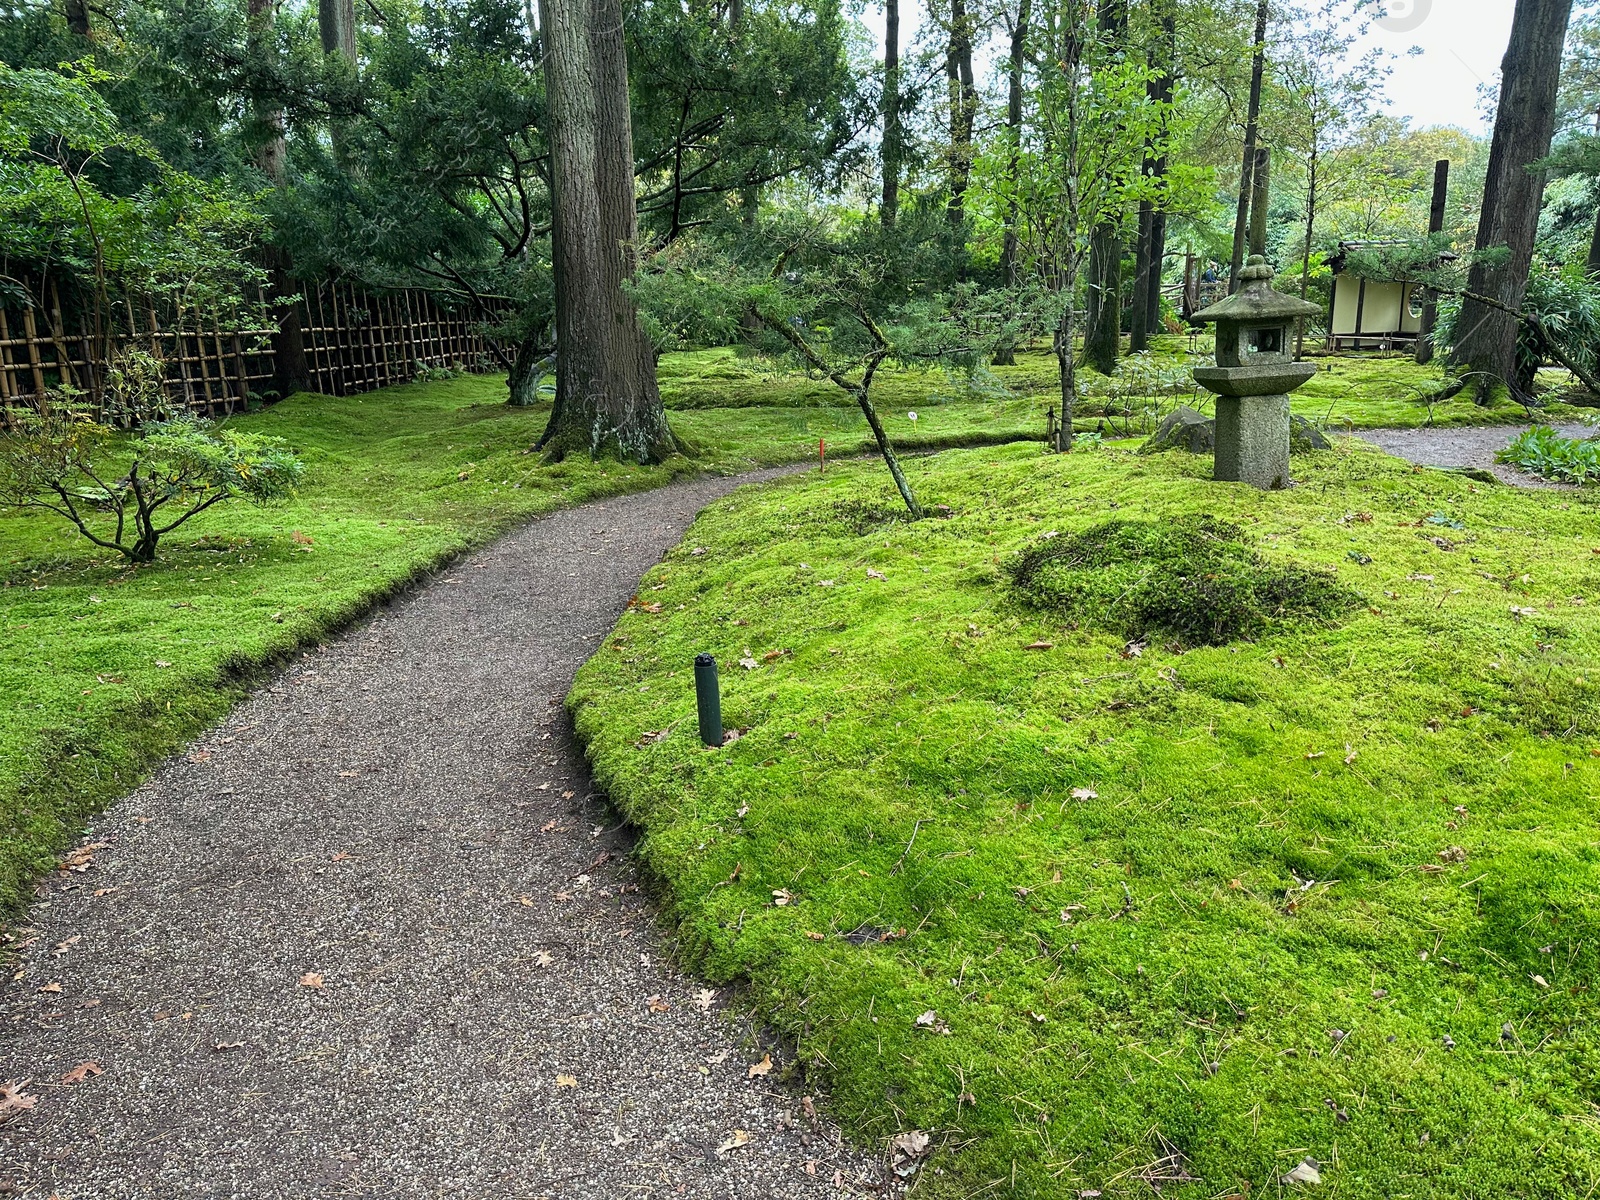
[0,278,508,419]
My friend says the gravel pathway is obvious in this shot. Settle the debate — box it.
[0,468,885,1199]
[1359,421,1594,488]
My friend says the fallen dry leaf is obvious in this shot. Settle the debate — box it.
[299,972,325,989]
[716,1129,751,1155]
[1070,787,1098,801]
[213,1042,244,1053]
[58,842,108,873]
[1024,641,1054,650]
[647,995,671,1014]
[330,851,353,863]
[59,1062,101,1086]
[771,888,794,906]
[36,982,61,995]
[866,568,886,580]
[52,935,81,956]
[556,1073,578,1089]
[534,949,554,967]
[694,988,717,1011]
[1532,973,1549,988]
[890,1129,932,1177]
[0,1080,36,1122]
[748,1053,773,1077]
[1437,845,1467,864]
[1281,1156,1323,1185]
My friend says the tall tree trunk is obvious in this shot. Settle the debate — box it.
[1415,157,1449,364]
[1129,202,1154,353]
[945,0,977,233]
[64,0,91,37]
[998,0,1030,285]
[1229,0,1269,293]
[1143,6,1175,340]
[993,0,1030,367]
[881,0,901,227]
[318,0,356,58]
[537,0,674,462]
[1586,202,1600,279]
[1449,0,1573,394]
[1297,144,1319,358]
[1248,145,1270,257]
[1082,0,1125,374]
[247,0,311,399]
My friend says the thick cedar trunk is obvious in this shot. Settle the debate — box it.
[945,0,976,232]
[1415,157,1449,364]
[881,0,901,227]
[1229,0,1269,293]
[1449,0,1573,392]
[247,0,311,399]
[64,0,90,37]
[1248,145,1270,257]
[537,0,674,461]
[318,0,356,58]
[1082,0,1125,374]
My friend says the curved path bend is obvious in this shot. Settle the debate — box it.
[0,468,880,1199]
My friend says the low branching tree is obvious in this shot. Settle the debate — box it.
[0,393,305,563]
[634,212,1029,517]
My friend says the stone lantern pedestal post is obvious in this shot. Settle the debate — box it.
[1190,256,1323,490]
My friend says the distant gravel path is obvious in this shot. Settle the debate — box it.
[0,467,882,1199]
[1360,421,1593,488]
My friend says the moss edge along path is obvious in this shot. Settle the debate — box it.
[0,369,1050,916]
[569,440,1600,1198]
[0,469,890,1196]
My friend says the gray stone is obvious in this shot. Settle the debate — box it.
[1141,405,1215,454]
[1215,393,1291,489]
[1289,415,1331,451]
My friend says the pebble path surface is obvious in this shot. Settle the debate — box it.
[1358,421,1593,488]
[0,468,886,1199]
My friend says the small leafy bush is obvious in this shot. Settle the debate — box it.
[1496,425,1600,484]
[0,396,305,562]
[1007,515,1359,645]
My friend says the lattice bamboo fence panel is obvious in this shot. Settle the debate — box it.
[0,278,507,418]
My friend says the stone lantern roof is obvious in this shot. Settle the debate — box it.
[1192,256,1322,324]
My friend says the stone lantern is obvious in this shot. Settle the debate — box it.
[1191,255,1323,489]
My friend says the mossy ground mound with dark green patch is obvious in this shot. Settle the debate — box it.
[570,441,1600,1199]
[1007,515,1360,645]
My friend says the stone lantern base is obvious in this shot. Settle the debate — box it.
[1214,394,1290,490]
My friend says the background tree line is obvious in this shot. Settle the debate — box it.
[3,0,1598,461]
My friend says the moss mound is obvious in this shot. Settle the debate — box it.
[1007,515,1359,645]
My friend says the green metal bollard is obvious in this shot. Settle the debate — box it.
[695,653,723,747]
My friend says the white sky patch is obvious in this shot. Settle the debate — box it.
[854,0,1519,134]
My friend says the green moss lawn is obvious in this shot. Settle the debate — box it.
[0,366,1067,914]
[569,439,1600,1198]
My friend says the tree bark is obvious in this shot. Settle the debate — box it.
[1586,202,1600,279]
[1229,0,1269,293]
[1129,202,1154,352]
[1415,157,1449,364]
[64,0,91,37]
[1248,145,1270,257]
[1082,0,1125,374]
[1296,143,1318,357]
[993,0,1031,367]
[945,0,977,232]
[881,0,901,228]
[247,0,311,399]
[998,0,1030,286]
[318,0,357,59]
[1449,0,1573,393]
[537,0,674,461]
